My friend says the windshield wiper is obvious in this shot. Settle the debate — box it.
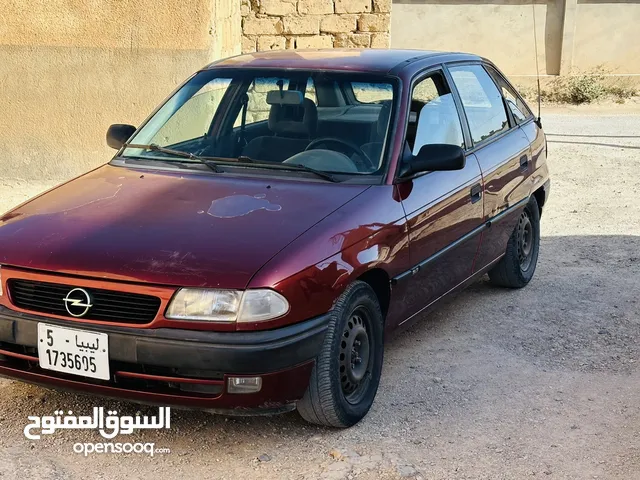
[121,146,339,182]
[277,162,340,183]
[235,156,340,183]
[123,143,220,173]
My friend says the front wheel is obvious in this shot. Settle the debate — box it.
[488,195,540,288]
[297,281,384,428]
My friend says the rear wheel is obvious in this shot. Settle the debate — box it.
[297,281,384,428]
[488,196,540,288]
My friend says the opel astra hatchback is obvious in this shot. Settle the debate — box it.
[0,49,550,427]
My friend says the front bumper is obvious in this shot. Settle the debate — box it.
[0,306,329,412]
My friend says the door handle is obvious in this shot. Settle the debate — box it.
[519,154,529,169]
[470,183,482,204]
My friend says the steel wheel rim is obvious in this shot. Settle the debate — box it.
[339,307,373,404]
[517,209,534,271]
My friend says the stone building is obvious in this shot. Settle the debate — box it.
[241,0,391,52]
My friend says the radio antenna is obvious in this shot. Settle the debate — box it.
[531,0,542,127]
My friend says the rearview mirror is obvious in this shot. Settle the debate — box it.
[266,90,303,106]
[399,144,465,178]
[106,124,136,150]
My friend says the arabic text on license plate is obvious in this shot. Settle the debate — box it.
[37,323,110,380]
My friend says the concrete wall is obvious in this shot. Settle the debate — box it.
[241,0,391,52]
[572,0,640,74]
[391,0,640,83]
[0,0,240,182]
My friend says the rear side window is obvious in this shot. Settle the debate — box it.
[305,78,318,105]
[449,65,509,145]
[486,66,533,124]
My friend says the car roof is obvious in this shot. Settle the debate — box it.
[204,49,482,74]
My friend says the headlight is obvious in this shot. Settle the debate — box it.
[165,289,241,322]
[165,288,289,323]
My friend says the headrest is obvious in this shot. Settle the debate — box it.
[377,101,392,137]
[268,98,318,137]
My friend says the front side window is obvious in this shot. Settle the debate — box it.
[120,70,397,180]
[408,73,465,155]
[449,64,509,145]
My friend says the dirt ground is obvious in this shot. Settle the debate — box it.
[0,108,639,479]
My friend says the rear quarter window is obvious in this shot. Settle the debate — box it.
[351,82,393,104]
[486,66,533,124]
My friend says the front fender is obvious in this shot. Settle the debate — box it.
[270,222,410,327]
[244,186,412,330]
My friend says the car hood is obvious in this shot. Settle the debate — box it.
[0,165,369,288]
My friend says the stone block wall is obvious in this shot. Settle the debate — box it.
[241,0,391,53]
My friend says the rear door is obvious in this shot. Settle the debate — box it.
[446,63,533,271]
[390,68,484,329]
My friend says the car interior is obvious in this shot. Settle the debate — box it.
[241,93,320,164]
[217,75,395,174]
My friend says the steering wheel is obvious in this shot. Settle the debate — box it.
[304,137,375,171]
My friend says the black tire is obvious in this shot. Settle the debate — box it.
[297,281,384,428]
[488,195,540,288]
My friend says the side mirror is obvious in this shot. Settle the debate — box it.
[399,144,466,178]
[106,124,136,150]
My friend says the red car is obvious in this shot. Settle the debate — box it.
[0,49,550,427]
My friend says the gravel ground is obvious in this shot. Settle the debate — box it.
[1,110,639,479]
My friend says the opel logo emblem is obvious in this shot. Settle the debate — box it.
[63,288,93,317]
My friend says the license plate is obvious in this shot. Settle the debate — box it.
[37,323,109,380]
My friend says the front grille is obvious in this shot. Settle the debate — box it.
[8,279,161,324]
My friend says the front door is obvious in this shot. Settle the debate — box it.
[389,70,484,329]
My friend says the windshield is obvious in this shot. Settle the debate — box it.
[119,69,397,179]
